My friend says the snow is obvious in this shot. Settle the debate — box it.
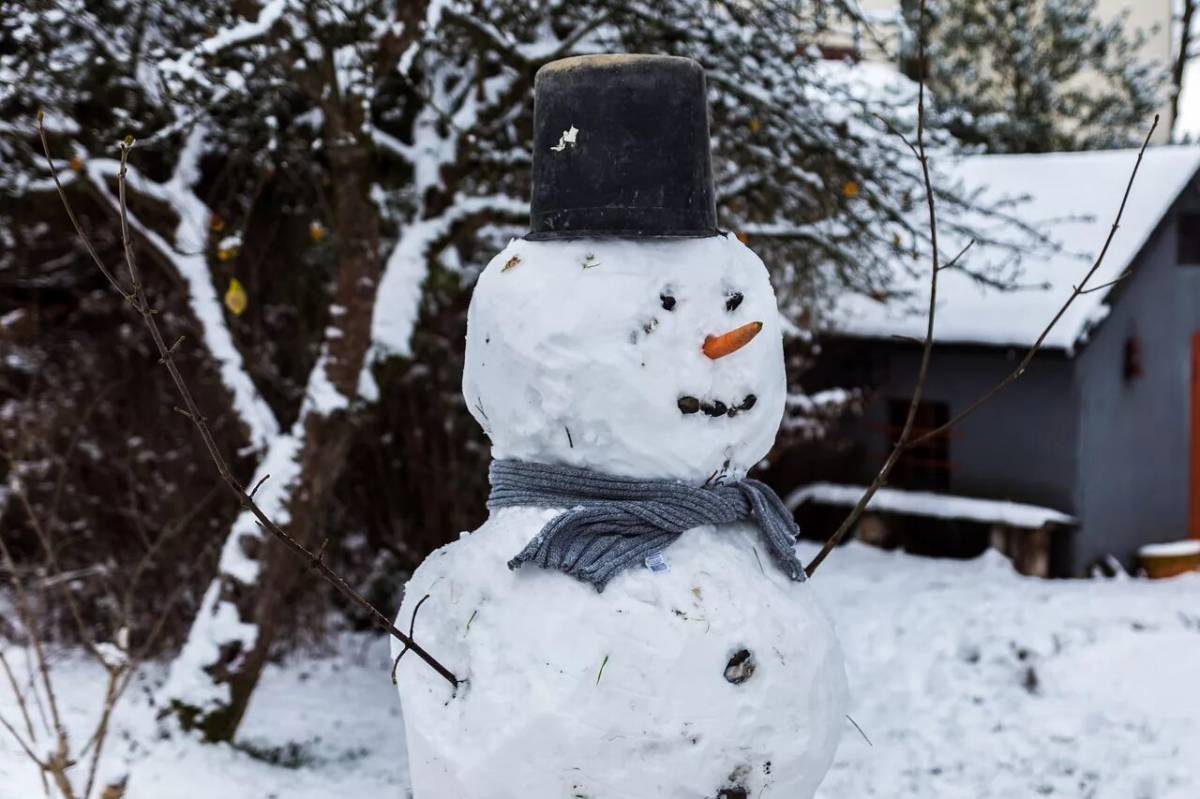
[393,509,847,799]
[1138,539,1200,558]
[832,146,1200,351]
[789,482,1076,529]
[461,234,787,483]
[159,0,289,88]
[4,544,1199,798]
[370,195,526,361]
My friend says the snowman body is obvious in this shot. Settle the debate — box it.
[393,235,848,798]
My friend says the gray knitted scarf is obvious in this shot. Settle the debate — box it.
[488,459,808,592]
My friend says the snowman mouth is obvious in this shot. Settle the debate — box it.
[677,394,757,418]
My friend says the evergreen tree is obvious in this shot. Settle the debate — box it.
[902,0,1165,153]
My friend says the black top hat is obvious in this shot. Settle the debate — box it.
[527,54,719,240]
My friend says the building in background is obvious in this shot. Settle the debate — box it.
[795,145,1200,576]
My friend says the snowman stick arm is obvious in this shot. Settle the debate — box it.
[36,119,463,690]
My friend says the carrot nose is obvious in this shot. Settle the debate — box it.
[702,321,763,360]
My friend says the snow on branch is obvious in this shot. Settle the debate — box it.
[371,194,527,360]
[84,129,279,449]
[159,0,290,89]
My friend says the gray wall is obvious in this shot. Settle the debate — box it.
[848,345,1079,515]
[1074,186,1200,573]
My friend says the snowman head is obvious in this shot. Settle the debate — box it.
[462,234,786,484]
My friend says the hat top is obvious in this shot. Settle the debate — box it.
[527,53,718,241]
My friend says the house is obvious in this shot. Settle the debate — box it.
[794,145,1200,576]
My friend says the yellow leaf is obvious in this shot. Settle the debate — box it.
[841,180,859,199]
[748,117,762,133]
[210,215,226,232]
[69,155,84,173]
[224,278,248,316]
[309,220,327,242]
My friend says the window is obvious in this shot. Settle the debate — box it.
[1178,212,1200,265]
[886,399,951,492]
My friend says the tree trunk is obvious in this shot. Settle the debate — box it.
[161,104,381,741]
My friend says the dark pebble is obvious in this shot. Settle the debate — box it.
[740,394,757,410]
[677,396,700,414]
[661,293,676,311]
[701,400,728,417]
[724,648,755,684]
[725,292,744,312]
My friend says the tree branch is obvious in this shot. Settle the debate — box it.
[36,116,461,690]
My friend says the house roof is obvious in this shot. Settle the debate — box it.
[828,145,1200,352]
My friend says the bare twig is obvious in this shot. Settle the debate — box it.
[1077,270,1132,296]
[36,116,461,689]
[0,524,69,796]
[390,594,431,684]
[0,651,41,761]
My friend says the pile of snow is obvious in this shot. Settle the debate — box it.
[1139,539,1200,558]
[832,146,1200,352]
[789,482,1075,529]
[2,543,1199,797]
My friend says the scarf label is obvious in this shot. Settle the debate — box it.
[644,552,670,573]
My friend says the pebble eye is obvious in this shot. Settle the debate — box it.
[725,292,744,312]
[660,293,677,311]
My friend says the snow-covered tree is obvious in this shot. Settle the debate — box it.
[901,0,1165,153]
[3,0,1038,742]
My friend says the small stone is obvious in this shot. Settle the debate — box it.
[725,292,744,312]
[678,396,701,414]
[724,648,755,684]
[661,293,677,311]
[740,394,756,411]
[701,400,728,417]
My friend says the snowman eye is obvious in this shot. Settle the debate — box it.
[725,292,744,312]
[660,293,677,311]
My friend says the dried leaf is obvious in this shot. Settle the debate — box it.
[224,278,248,316]
[502,255,521,272]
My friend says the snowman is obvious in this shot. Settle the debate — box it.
[393,54,848,799]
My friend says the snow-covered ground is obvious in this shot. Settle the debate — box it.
[3,541,1198,798]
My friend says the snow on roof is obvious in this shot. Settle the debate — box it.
[830,145,1200,351]
[787,482,1076,529]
